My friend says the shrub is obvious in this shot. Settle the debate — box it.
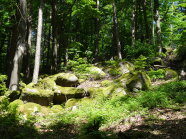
[0,74,7,96]
[148,69,165,81]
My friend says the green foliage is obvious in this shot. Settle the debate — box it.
[124,42,156,59]
[176,45,186,60]
[148,69,165,81]
[0,74,7,96]
[133,55,148,71]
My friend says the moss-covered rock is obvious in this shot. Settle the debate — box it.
[18,102,51,119]
[33,77,56,90]
[21,87,54,106]
[104,61,134,76]
[53,87,87,104]
[54,73,79,87]
[126,72,151,92]
[85,66,106,80]
[101,80,113,87]
[6,90,21,102]
[8,99,24,111]
[164,68,178,80]
[153,57,164,65]
[51,105,64,113]
[88,84,126,98]
[65,98,79,107]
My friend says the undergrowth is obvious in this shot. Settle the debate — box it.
[0,80,185,138]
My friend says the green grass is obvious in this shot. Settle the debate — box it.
[0,80,186,138]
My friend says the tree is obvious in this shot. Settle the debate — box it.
[9,0,28,91]
[112,0,122,59]
[32,0,44,83]
[154,0,162,53]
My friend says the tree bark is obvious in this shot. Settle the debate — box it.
[112,0,122,59]
[9,0,27,90]
[154,0,162,53]
[94,0,100,62]
[51,0,59,73]
[32,0,43,83]
[142,0,150,41]
[131,0,136,47]
[151,0,155,45]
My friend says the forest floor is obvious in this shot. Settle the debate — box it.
[102,105,186,139]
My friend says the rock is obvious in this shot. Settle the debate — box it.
[164,68,178,80]
[21,86,54,106]
[126,72,151,92]
[51,105,64,113]
[153,57,164,66]
[65,98,79,107]
[119,61,134,74]
[53,87,87,104]
[85,66,106,80]
[6,90,21,102]
[104,61,134,76]
[88,84,126,98]
[18,102,51,119]
[101,80,113,87]
[33,77,56,90]
[55,73,79,87]
[8,99,24,111]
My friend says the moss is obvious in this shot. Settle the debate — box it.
[54,73,79,87]
[8,99,24,111]
[88,83,126,98]
[53,87,87,104]
[18,102,51,118]
[164,68,178,80]
[6,90,21,102]
[21,87,54,106]
[33,77,56,90]
[101,80,112,87]
[65,98,79,107]
[87,88,105,98]
[126,72,151,92]
[85,66,106,80]
[51,105,64,113]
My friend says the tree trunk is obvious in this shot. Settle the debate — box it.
[9,0,27,90]
[112,0,122,59]
[51,0,59,73]
[142,0,150,41]
[151,0,155,45]
[32,0,43,83]
[131,0,136,47]
[94,0,100,62]
[154,0,162,53]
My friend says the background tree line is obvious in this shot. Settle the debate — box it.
[0,0,186,90]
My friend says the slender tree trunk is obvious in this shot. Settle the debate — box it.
[151,0,155,45]
[131,0,136,47]
[142,0,150,41]
[51,0,58,73]
[112,0,122,59]
[94,0,100,62]
[23,1,32,81]
[9,0,27,90]
[32,0,43,83]
[154,0,162,53]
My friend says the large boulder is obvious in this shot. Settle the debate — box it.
[54,73,79,87]
[21,85,54,106]
[164,68,178,80]
[85,66,106,80]
[103,61,134,76]
[117,72,151,92]
[53,87,87,104]
[126,72,151,92]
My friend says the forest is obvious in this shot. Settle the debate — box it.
[0,0,186,138]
